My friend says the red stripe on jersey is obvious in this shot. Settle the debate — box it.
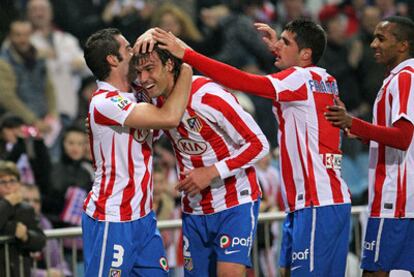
[105,91,119,98]
[271,67,296,81]
[120,131,135,221]
[200,93,264,171]
[164,131,193,213]
[398,72,411,114]
[275,102,297,211]
[310,71,341,153]
[327,169,344,203]
[94,107,122,126]
[395,164,407,217]
[83,191,93,211]
[371,83,390,217]
[139,141,152,217]
[87,112,96,171]
[93,136,117,220]
[277,84,308,102]
[178,116,215,214]
[305,129,320,206]
[245,167,262,200]
[92,89,109,97]
[122,103,131,111]
[93,144,107,219]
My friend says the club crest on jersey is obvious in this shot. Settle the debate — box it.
[177,138,207,155]
[110,95,131,111]
[186,116,203,132]
[159,257,169,272]
[133,129,149,143]
[109,268,121,277]
[184,257,193,271]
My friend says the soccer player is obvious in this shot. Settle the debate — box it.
[136,19,351,277]
[325,16,414,276]
[81,28,192,277]
[134,45,269,276]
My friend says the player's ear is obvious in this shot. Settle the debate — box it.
[106,54,119,67]
[166,59,174,72]
[301,48,312,62]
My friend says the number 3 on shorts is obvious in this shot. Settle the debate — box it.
[112,244,124,267]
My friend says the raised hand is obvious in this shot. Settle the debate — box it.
[133,28,157,54]
[152,28,190,59]
[254,23,278,53]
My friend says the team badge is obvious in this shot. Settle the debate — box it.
[109,268,121,277]
[133,129,149,143]
[220,235,231,249]
[159,257,169,271]
[184,257,193,271]
[186,116,203,132]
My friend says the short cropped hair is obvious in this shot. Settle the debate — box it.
[284,19,327,64]
[384,16,414,57]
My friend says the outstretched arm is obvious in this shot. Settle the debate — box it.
[325,104,414,150]
[141,28,277,100]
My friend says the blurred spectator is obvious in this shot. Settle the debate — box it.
[375,0,398,17]
[0,0,20,47]
[46,126,92,226]
[27,0,90,127]
[50,0,108,46]
[355,5,386,112]
[199,2,275,72]
[100,0,156,43]
[151,3,215,54]
[74,76,97,128]
[275,0,311,31]
[0,161,46,277]
[0,19,58,137]
[0,114,51,192]
[21,183,71,277]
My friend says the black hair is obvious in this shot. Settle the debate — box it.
[284,19,327,64]
[84,28,123,81]
[135,44,182,81]
[383,16,414,57]
[0,114,24,130]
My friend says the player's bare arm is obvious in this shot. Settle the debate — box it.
[124,63,192,129]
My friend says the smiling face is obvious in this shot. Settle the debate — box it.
[136,51,174,98]
[273,30,302,70]
[371,21,402,68]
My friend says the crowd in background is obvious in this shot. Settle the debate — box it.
[0,0,413,276]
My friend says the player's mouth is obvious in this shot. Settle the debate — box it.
[145,84,155,90]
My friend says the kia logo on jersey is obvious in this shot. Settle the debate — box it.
[133,129,149,143]
[177,138,207,155]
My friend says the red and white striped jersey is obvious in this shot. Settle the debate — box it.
[266,66,351,212]
[83,81,155,222]
[164,76,269,215]
[368,59,414,218]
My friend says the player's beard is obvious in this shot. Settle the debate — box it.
[127,55,139,84]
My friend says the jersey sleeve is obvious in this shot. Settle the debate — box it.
[93,91,136,126]
[197,86,270,179]
[266,67,308,102]
[389,71,414,125]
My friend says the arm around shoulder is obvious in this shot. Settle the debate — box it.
[124,64,192,130]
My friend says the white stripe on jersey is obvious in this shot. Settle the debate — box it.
[165,76,269,215]
[84,81,154,222]
[368,59,414,218]
[266,66,351,212]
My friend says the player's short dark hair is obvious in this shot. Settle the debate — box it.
[383,16,414,57]
[284,19,327,64]
[84,28,123,81]
[136,44,182,82]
